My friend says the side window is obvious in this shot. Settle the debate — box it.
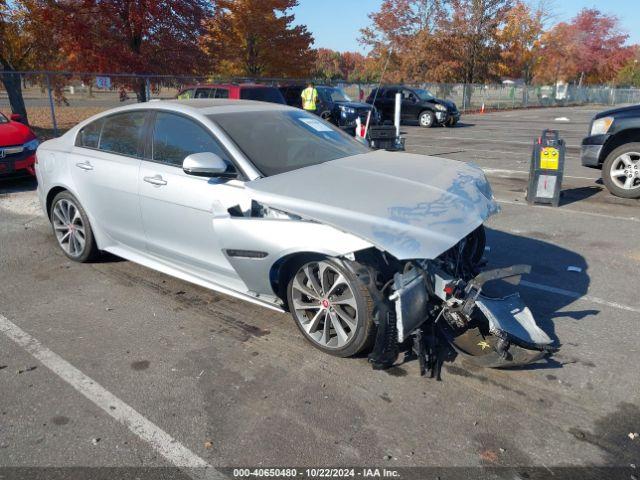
[177,88,195,99]
[402,89,417,101]
[385,89,398,99]
[151,112,235,172]
[195,88,212,98]
[99,112,147,157]
[76,118,104,148]
[214,88,229,99]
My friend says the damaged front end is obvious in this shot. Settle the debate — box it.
[365,230,555,378]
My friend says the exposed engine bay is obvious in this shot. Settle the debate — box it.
[348,226,555,378]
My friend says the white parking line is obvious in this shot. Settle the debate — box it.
[0,314,223,480]
[496,198,640,223]
[520,281,640,314]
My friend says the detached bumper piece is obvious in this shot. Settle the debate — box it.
[368,264,556,379]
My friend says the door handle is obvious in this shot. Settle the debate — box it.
[75,161,93,171]
[143,175,167,186]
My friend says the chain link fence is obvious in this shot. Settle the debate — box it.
[2,71,640,138]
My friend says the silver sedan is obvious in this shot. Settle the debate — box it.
[36,99,552,367]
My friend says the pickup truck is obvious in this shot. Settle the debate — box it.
[581,104,640,198]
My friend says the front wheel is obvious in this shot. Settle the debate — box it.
[446,118,458,128]
[418,110,435,128]
[602,144,640,199]
[287,258,375,357]
[50,191,99,262]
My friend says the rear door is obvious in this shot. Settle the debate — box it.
[138,111,245,289]
[70,111,148,250]
[381,88,398,120]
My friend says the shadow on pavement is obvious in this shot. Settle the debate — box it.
[0,175,37,194]
[559,185,603,206]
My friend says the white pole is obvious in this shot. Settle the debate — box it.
[394,92,401,137]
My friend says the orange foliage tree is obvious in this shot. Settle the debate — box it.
[535,8,633,85]
[200,0,315,78]
[0,0,57,122]
[497,1,547,84]
[37,0,213,101]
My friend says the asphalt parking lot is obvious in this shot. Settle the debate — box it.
[1,105,639,478]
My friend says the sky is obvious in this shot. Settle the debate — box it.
[292,0,640,54]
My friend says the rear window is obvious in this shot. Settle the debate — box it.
[240,87,286,104]
[76,118,104,149]
[214,88,229,99]
[195,88,213,99]
[99,111,147,157]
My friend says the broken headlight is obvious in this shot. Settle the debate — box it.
[251,201,301,220]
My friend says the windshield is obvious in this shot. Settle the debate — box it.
[324,88,352,103]
[414,89,435,101]
[211,110,369,176]
[239,87,286,104]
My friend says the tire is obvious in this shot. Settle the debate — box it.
[418,110,435,128]
[286,257,376,357]
[445,118,458,128]
[50,191,99,262]
[602,143,640,199]
[320,110,333,121]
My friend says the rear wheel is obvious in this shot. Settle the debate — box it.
[287,258,375,357]
[602,143,640,199]
[50,191,98,262]
[418,110,435,128]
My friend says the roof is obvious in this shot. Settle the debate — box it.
[63,99,294,134]
[181,83,277,89]
[164,99,292,115]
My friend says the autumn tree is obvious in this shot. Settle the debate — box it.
[40,0,213,101]
[617,47,640,87]
[315,48,342,81]
[360,0,444,82]
[200,0,315,78]
[0,0,56,123]
[497,0,547,84]
[536,9,633,85]
[438,0,512,85]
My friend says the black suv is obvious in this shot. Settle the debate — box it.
[279,85,379,132]
[366,85,460,128]
[581,104,640,199]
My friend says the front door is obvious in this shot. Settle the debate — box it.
[138,111,245,289]
[401,89,420,121]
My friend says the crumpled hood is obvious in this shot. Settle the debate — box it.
[246,150,499,260]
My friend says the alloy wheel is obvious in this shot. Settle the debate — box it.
[52,198,86,257]
[290,261,358,349]
[609,152,640,191]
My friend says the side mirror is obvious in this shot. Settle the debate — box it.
[10,113,24,123]
[183,152,234,178]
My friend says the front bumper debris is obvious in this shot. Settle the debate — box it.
[370,263,556,377]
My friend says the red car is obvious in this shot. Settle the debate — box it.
[0,112,38,176]
[176,83,286,104]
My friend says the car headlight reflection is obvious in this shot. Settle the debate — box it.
[590,116,614,136]
[339,105,356,117]
[24,138,40,151]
